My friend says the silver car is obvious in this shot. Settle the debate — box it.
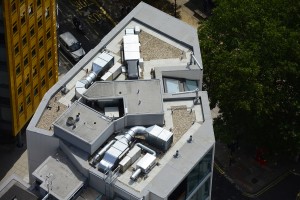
[58,32,85,62]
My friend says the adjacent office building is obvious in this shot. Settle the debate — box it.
[24,2,215,200]
[0,0,58,141]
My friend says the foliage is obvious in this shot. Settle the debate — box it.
[199,0,300,155]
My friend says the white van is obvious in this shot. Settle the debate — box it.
[58,32,85,62]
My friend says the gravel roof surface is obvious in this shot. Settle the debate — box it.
[171,105,196,143]
[139,31,185,61]
[36,92,68,131]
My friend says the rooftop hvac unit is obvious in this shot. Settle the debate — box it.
[145,125,173,152]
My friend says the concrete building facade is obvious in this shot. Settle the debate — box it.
[0,0,58,141]
[26,2,215,200]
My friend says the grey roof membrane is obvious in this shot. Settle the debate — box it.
[32,151,85,200]
[83,79,163,115]
[53,101,112,143]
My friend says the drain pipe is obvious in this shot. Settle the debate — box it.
[136,143,156,156]
[92,140,116,165]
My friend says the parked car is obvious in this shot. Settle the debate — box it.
[58,32,85,62]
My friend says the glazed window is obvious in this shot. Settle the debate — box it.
[11,2,16,12]
[13,22,17,34]
[26,94,31,105]
[14,43,19,55]
[41,76,45,87]
[33,65,37,77]
[23,55,28,67]
[19,103,24,114]
[22,34,27,46]
[25,75,30,86]
[34,84,38,96]
[45,8,50,19]
[40,56,44,68]
[37,0,41,7]
[31,46,36,58]
[16,63,21,76]
[21,14,26,25]
[39,37,43,48]
[47,48,52,60]
[46,29,51,40]
[38,16,42,28]
[30,25,35,37]
[17,83,22,96]
[48,68,53,79]
[28,4,33,16]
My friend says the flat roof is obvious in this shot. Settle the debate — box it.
[27,2,213,200]
[83,79,163,115]
[53,101,112,143]
[32,151,85,200]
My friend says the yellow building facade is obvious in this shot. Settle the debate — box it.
[0,0,58,140]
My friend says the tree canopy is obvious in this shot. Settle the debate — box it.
[199,0,300,156]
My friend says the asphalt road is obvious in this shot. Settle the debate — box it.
[212,168,248,200]
[56,0,120,75]
[212,166,300,200]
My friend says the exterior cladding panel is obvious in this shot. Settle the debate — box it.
[125,114,164,127]
[26,129,60,183]
[91,122,115,154]
[88,168,106,194]
[59,141,89,177]
[53,125,91,154]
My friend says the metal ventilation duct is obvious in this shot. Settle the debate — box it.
[97,126,147,173]
[75,52,114,99]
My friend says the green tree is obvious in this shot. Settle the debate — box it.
[199,0,300,156]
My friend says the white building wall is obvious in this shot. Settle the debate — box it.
[26,129,59,183]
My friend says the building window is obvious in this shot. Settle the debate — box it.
[39,37,43,48]
[16,63,21,76]
[14,43,19,55]
[48,68,53,79]
[37,0,41,7]
[19,103,24,114]
[25,75,30,86]
[40,57,44,68]
[23,55,28,67]
[45,8,50,19]
[22,34,27,46]
[46,29,51,40]
[41,76,45,87]
[38,16,42,28]
[31,46,36,58]
[26,94,31,105]
[13,22,18,34]
[21,14,26,25]
[17,83,22,96]
[32,65,37,77]
[186,150,212,197]
[47,49,52,60]
[30,25,35,37]
[11,2,16,12]
[28,4,33,16]
[34,84,38,96]
[168,149,213,200]
[188,178,210,200]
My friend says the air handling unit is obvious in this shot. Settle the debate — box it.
[75,52,114,98]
